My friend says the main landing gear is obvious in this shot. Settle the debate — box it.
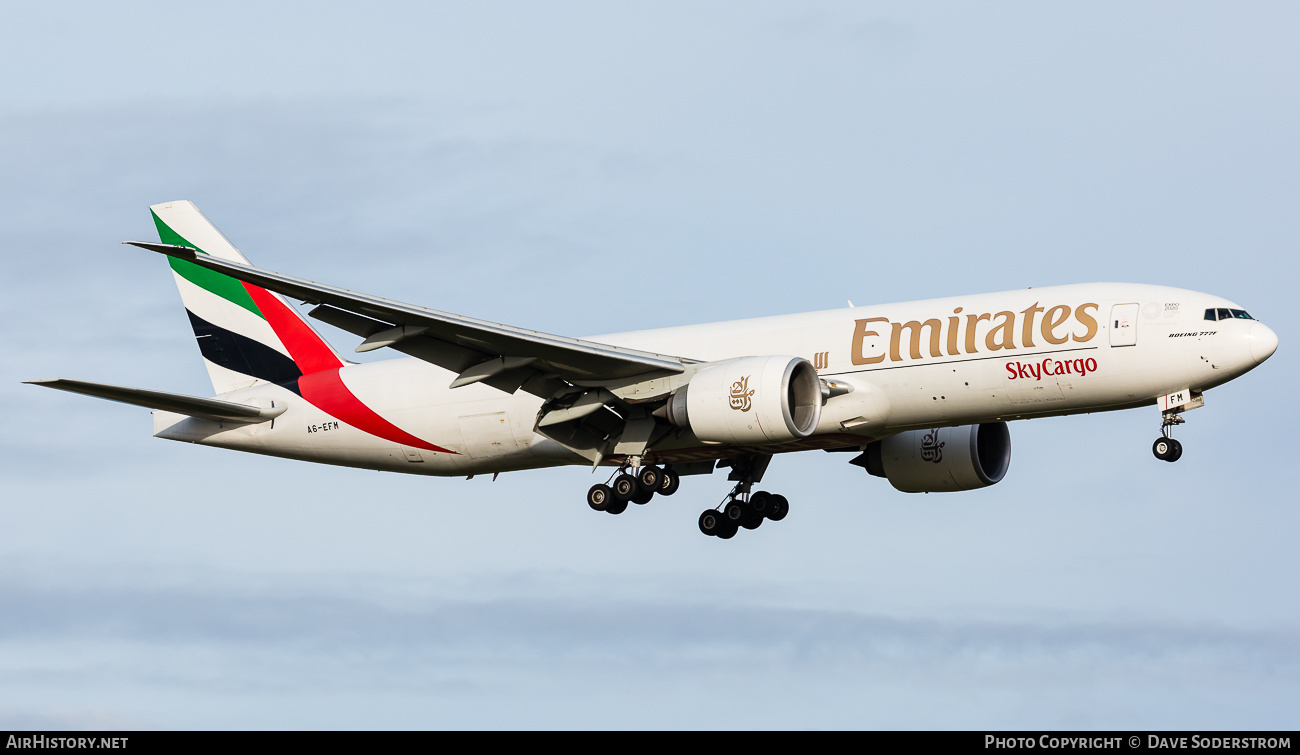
[697,454,789,540]
[1153,412,1185,463]
[584,453,789,540]
[586,464,680,515]
[697,487,789,540]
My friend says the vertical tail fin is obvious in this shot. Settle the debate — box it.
[152,200,346,395]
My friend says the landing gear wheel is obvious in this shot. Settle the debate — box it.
[739,494,766,530]
[659,468,680,496]
[631,486,654,505]
[716,519,738,539]
[724,500,747,525]
[1153,437,1183,462]
[699,509,725,536]
[637,466,661,491]
[606,499,629,515]
[767,494,789,521]
[587,484,612,512]
[611,473,638,501]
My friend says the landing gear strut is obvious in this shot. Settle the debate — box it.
[1153,412,1185,463]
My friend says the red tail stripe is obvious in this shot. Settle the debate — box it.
[299,369,455,454]
[242,282,455,455]
[242,283,343,375]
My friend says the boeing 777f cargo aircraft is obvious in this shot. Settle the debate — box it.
[29,201,1279,539]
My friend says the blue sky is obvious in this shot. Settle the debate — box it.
[1,2,1297,729]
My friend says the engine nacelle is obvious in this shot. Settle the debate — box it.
[857,422,1011,493]
[665,356,822,444]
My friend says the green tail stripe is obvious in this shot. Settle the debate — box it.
[151,210,263,320]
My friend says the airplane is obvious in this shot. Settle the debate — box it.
[28,201,1279,539]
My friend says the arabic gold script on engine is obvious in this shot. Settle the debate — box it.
[729,376,755,412]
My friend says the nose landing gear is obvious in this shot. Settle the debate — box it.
[1153,436,1183,462]
[1153,412,1185,462]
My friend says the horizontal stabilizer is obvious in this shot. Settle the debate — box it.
[123,241,199,259]
[25,379,286,424]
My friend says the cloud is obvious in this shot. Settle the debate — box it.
[0,568,1295,728]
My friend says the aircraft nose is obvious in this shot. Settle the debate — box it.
[1248,322,1279,364]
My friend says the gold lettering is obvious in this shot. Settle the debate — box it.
[1041,304,1071,345]
[985,311,1017,351]
[1073,303,1099,342]
[947,307,962,356]
[891,320,944,361]
[851,318,889,365]
[965,312,991,354]
[1020,302,1044,348]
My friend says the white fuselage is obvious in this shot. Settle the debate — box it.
[153,283,1275,476]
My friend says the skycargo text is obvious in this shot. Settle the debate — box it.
[1005,357,1098,381]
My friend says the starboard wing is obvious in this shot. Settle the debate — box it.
[123,241,688,397]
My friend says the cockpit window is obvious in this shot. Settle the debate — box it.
[1206,308,1255,322]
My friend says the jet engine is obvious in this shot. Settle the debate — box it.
[663,356,822,444]
[855,422,1011,493]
